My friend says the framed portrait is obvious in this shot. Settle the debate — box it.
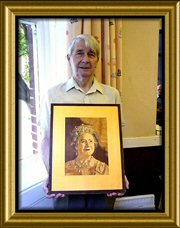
[0,0,180,228]
[49,104,125,194]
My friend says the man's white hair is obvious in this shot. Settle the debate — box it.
[67,34,100,59]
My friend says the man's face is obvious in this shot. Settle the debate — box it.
[76,133,95,158]
[67,40,99,80]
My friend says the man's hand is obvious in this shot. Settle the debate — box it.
[43,177,66,198]
[107,175,129,197]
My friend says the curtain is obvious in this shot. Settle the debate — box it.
[66,18,123,94]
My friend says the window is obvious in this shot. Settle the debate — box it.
[18,18,68,192]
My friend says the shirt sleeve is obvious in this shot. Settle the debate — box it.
[39,91,51,171]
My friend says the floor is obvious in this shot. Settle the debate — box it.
[18,181,155,211]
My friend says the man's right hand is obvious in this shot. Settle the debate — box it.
[43,177,66,198]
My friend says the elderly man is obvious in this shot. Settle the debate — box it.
[40,34,129,211]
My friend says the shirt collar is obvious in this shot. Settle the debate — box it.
[89,77,103,94]
[65,77,103,94]
[65,77,78,92]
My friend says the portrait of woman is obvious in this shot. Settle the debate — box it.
[65,123,109,176]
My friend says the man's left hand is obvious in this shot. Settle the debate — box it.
[107,175,129,197]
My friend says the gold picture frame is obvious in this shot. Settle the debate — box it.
[0,0,179,227]
[49,104,125,195]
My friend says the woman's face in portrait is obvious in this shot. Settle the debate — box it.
[67,39,98,80]
[76,133,95,157]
